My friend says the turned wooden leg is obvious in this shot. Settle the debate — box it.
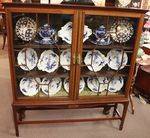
[113,103,118,117]
[103,105,111,115]
[2,33,6,50]
[18,110,26,121]
[129,94,135,114]
[12,105,19,137]
[119,102,129,130]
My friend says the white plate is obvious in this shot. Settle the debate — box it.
[60,49,71,70]
[17,48,38,71]
[64,77,85,93]
[58,22,92,44]
[41,77,62,96]
[107,49,128,70]
[15,17,37,41]
[87,77,108,93]
[19,77,40,96]
[108,76,124,93]
[84,50,107,72]
[37,50,59,73]
[118,0,131,7]
[110,20,134,43]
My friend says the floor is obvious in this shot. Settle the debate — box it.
[0,40,150,138]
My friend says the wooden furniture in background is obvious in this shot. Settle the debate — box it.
[3,3,147,137]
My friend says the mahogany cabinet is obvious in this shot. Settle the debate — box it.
[3,2,147,136]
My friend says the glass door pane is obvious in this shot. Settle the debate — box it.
[12,12,77,100]
[78,13,138,98]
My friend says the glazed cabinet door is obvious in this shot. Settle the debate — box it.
[7,8,78,101]
[75,10,140,100]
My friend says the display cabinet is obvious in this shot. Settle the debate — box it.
[3,2,147,136]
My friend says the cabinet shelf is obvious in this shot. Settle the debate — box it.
[81,70,128,78]
[14,44,71,49]
[83,43,134,51]
[16,70,69,79]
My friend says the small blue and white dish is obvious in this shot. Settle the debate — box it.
[35,24,58,45]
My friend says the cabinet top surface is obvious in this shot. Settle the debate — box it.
[3,2,148,14]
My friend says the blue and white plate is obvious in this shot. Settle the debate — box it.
[108,76,124,93]
[41,77,62,96]
[19,77,41,96]
[90,25,112,46]
[37,50,59,73]
[17,48,38,71]
[58,22,92,44]
[15,17,37,41]
[84,50,107,72]
[64,77,85,93]
[35,24,58,45]
[110,20,134,43]
[60,49,71,70]
[107,49,128,70]
[87,77,108,93]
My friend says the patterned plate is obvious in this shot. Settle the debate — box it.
[87,77,108,93]
[108,76,124,93]
[15,17,37,41]
[84,50,107,72]
[64,77,85,93]
[110,20,134,43]
[19,77,40,96]
[17,48,38,71]
[41,77,62,96]
[60,49,71,70]
[58,22,92,44]
[107,49,128,70]
[37,50,59,73]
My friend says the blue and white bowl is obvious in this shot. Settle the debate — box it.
[90,25,112,46]
[36,24,58,45]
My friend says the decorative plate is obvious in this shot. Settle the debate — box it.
[110,20,134,43]
[144,20,150,29]
[90,25,112,46]
[107,49,128,70]
[117,0,131,7]
[19,77,40,96]
[35,24,58,45]
[41,77,62,96]
[60,49,71,70]
[17,48,38,71]
[108,76,124,93]
[37,50,59,73]
[87,77,108,93]
[58,22,92,44]
[64,77,85,93]
[84,50,107,72]
[15,17,37,41]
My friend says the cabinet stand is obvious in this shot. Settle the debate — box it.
[12,102,129,137]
